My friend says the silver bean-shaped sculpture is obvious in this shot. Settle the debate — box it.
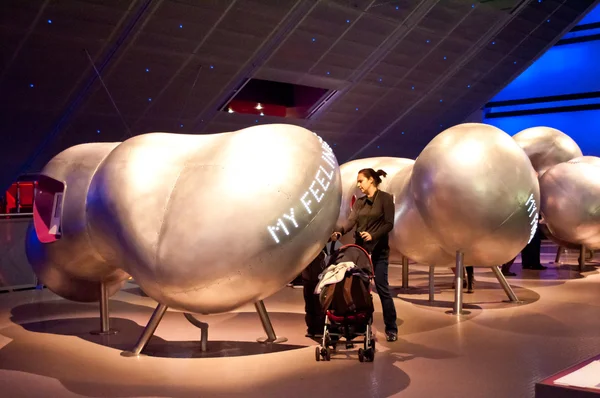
[410,123,540,266]
[540,156,600,250]
[26,124,341,314]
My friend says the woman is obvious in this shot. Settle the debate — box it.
[330,168,398,342]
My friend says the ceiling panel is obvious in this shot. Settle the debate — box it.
[0,0,597,189]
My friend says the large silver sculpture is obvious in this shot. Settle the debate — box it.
[512,126,583,176]
[338,123,540,313]
[27,124,341,346]
[540,156,600,250]
[412,123,540,267]
[86,125,341,314]
[512,126,593,269]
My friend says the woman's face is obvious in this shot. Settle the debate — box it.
[356,173,374,193]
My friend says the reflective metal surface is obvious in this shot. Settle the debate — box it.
[255,300,287,343]
[28,125,340,313]
[448,251,467,315]
[388,163,454,267]
[87,124,340,313]
[26,143,129,302]
[539,156,600,250]
[121,303,168,357]
[490,266,520,303]
[411,123,540,266]
[512,126,583,176]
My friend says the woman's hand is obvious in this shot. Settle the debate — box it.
[359,231,372,241]
[330,232,341,241]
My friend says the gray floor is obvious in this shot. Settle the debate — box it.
[0,243,598,397]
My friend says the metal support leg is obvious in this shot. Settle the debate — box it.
[401,256,409,289]
[428,265,435,302]
[446,251,469,315]
[255,300,287,344]
[121,303,168,357]
[579,245,586,272]
[91,282,118,335]
[554,246,563,264]
[491,266,521,303]
[183,313,209,352]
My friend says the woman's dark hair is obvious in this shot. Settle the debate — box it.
[358,168,387,187]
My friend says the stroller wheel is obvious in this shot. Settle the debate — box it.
[315,347,321,362]
[365,348,375,362]
[324,347,332,361]
[358,348,365,362]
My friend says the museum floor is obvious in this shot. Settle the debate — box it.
[0,243,599,398]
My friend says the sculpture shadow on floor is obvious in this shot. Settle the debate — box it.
[396,279,541,310]
[0,301,413,397]
[8,301,305,358]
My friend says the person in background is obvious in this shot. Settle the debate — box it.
[330,168,398,342]
[502,217,547,276]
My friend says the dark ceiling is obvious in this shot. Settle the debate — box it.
[0,0,597,190]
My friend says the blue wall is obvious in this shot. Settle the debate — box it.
[487,110,600,156]
[489,40,600,101]
[483,5,600,156]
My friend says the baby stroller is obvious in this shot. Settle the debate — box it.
[314,244,375,362]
